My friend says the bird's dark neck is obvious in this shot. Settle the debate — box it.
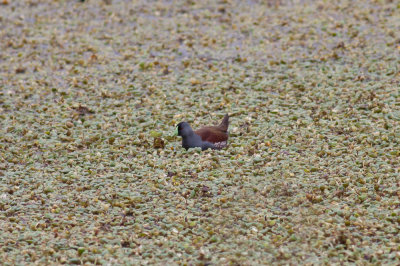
[182,131,200,149]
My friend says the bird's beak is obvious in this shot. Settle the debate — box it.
[173,127,178,136]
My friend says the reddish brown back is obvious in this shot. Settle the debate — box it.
[195,127,228,143]
[194,114,229,143]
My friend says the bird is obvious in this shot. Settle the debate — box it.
[175,114,229,150]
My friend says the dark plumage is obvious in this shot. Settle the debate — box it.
[176,122,218,150]
[175,114,229,150]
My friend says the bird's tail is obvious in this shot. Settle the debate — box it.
[218,114,229,132]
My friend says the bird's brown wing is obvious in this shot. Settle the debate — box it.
[195,127,228,143]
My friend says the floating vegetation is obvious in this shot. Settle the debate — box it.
[0,0,399,264]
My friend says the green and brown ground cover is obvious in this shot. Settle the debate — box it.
[1,0,400,264]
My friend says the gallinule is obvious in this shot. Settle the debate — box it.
[175,114,229,150]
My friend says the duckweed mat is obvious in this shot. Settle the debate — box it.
[1,0,400,264]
